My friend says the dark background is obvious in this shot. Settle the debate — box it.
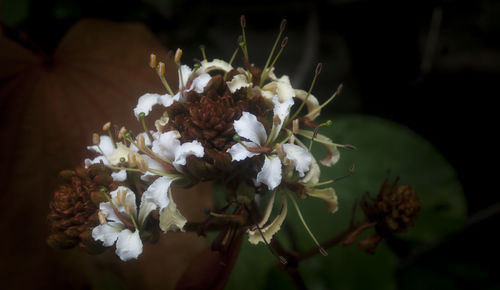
[1,0,498,289]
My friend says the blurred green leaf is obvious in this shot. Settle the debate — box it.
[225,114,466,290]
[0,0,29,26]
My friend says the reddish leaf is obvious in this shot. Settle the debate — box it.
[0,19,205,289]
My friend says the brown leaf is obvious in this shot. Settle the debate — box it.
[0,19,203,289]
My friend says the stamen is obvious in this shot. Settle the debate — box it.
[136,134,146,151]
[289,63,322,122]
[199,45,207,61]
[266,36,288,77]
[98,211,107,224]
[305,84,343,119]
[128,152,137,167]
[293,119,300,134]
[117,189,126,205]
[245,204,287,265]
[174,48,183,64]
[260,19,287,86]
[118,126,127,140]
[223,36,242,80]
[275,143,285,159]
[233,134,250,151]
[265,115,281,145]
[287,192,327,256]
[126,204,139,230]
[138,158,148,173]
[102,122,111,131]
[309,120,333,151]
[149,53,157,69]
[138,112,153,142]
[156,62,175,95]
[102,122,117,149]
[240,15,249,60]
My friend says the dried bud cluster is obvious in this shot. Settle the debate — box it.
[47,164,117,253]
[362,178,421,235]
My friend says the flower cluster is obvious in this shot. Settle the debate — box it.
[47,17,353,262]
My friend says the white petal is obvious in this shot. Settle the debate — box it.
[199,59,233,73]
[133,93,160,119]
[294,89,320,121]
[84,156,110,168]
[142,176,177,210]
[226,74,251,93]
[174,140,205,168]
[256,156,282,190]
[92,223,123,247]
[111,170,127,182]
[190,73,211,93]
[248,192,287,245]
[107,143,131,165]
[226,141,260,161]
[115,229,143,261]
[138,194,157,227]
[152,131,180,162]
[158,93,178,108]
[306,187,338,213]
[88,135,114,156]
[99,202,121,224]
[139,154,164,181]
[282,144,312,177]
[270,95,294,142]
[178,65,192,89]
[296,130,340,166]
[234,112,267,146]
[159,191,187,232]
[275,75,295,102]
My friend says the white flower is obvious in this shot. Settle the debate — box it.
[92,186,156,261]
[85,136,131,167]
[133,65,211,118]
[151,131,205,172]
[227,110,312,190]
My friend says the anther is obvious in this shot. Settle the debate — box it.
[98,211,107,224]
[137,135,146,150]
[125,204,133,216]
[240,15,246,28]
[315,63,323,76]
[319,247,328,256]
[117,189,126,205]
[102,122,111,131]
[174,48,183,64]
[293,119,300,134]
[281,36,288,48]
[273,115,281,126]
[118,126,127,140]
[157,62,166,76]
[280,19,287,32]
[138,158,148,173]
[92,133,100,145]
[149,54,157,69]
[128,152,137,167]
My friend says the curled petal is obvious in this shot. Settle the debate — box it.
[227,141,260,161]
[270,96,294,142]
[129,132,152,152]
[159,93,179,108]
[178,65,192,89]
[294,89,321,121]
[199,59,233,73]
[296,130,341,167]
[138,194,157,227]
[107,143,131,165]
[248,192,287,245]
[111,170,127,182]
[189,73,211,93]
[275,75,295,102]
[226,74,251,93]
[92,222,123,247]
[115,229,143,261]
[152,131,180,162]
[159,191,187,232]
[300,156,320,185]
[234,112,267,146]
[84,156,110,168]
[174,140,205,168]
[307,187,338,213]
[143,176,177,211]
[133,93,160,119]
[256,156,282,190]
[282,144,312,177]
